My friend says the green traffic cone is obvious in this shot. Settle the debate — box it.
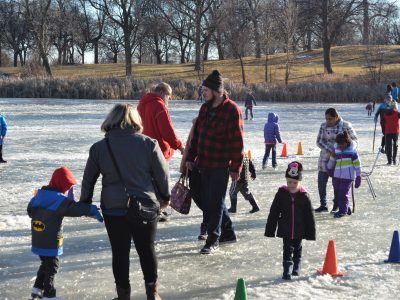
[234,278,247,300]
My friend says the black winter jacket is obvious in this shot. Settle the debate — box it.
[265,186,316,240]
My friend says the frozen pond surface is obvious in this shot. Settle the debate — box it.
[0,98,399,299]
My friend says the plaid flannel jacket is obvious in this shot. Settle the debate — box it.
[187,96,244,173]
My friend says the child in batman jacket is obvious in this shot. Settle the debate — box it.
[27,166,103,300]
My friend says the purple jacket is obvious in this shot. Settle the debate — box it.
[264,113,282,144]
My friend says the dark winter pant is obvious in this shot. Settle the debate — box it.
[189,167,208,226]
[200,168,235,243]
[245,107,253,119]
[380,123,386,150]
[33,256,59,298]
[283,238,302,262]
[0,144,4,160]
[318,171,336,208]
[262,144,277,167]
[385,133,398,164]
[229,181,256,210]
[104,214,158,289]
[332,178,353,215]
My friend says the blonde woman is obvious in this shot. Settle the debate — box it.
[80,104,170,300]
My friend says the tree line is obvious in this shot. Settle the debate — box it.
[0,0,399,79]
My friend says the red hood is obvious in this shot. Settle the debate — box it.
[138,92,164,109]
[48,166,77,193]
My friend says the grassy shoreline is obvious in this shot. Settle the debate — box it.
[1,45,399,102]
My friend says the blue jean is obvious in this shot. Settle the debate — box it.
[318,171,332,207]
[263,144,277,167]
[200,168,235,243]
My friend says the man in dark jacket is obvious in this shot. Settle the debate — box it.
[186,70,244,254]
[244,90,257,120]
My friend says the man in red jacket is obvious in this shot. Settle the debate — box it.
[138,82,183,222]
[384,108,400,165]
[138,82,184,161]
[186,70,244,254]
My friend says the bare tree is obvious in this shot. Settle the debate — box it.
[245,0,264,58]
[23,0,53,77]
[272,0,299,85]
[77,0,105,64]
[312,0,362,74]
[361,0,397,45]
[88,0,146,76]
[0,1,30,67]
[221,0,253,85]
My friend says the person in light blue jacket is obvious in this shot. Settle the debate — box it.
[0,113,7,163]
[262,112,283,169]
[391,82,399,101]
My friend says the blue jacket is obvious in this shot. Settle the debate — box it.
[0,114,7,145]
[264,113,282,144]
[27,187,92,256]
[392,87,399,101]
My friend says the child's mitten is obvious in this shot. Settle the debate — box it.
[89,204,104,223]
[355,176,361,188]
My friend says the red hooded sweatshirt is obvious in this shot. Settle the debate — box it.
[137,92,183,160]
[48,166,77,194]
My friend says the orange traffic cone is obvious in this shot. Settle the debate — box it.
[296,142,304,155]
[318,240,343,277]
[280,143,288,157]
[247,150,252,161]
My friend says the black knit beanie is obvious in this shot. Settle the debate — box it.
[285,161,303,181]
[202,70,223,93]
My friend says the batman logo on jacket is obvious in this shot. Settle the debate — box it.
[32,220,45,232]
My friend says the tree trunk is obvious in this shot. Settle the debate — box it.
[94,40,99,64]
[81,50,85,64]
[265,52,268,82]
[239,56,246,85]
[38,42,52,77]
[194,4,201,71]
[124,35,132,76]
[306,29,312,51]
[13,52,18,67]
[362,0,369,45]
[0,42,2,67]
[113,51,118,63]
[321,0,333,74]
[253,19,261,58]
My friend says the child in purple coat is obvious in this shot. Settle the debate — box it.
[262,112,283,169]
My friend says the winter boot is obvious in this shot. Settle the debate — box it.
[0,145,6,163]
[282,261,293,280]
[145,281,161,300]
[198,222,207,240]
[248,195,260,213]
[113,285,131,300]
[292,259,301,276]
[228,197,237,213]
[31,287,43,299]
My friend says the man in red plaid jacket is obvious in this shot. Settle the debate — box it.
[186,70,244,255]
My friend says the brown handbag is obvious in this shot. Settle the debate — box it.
[170,173,192,215]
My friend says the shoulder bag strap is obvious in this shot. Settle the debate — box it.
[105,137,130,205]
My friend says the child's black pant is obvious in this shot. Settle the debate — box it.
[283,238,302,263]
[104,214,158,290]
[34,256,59,297]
